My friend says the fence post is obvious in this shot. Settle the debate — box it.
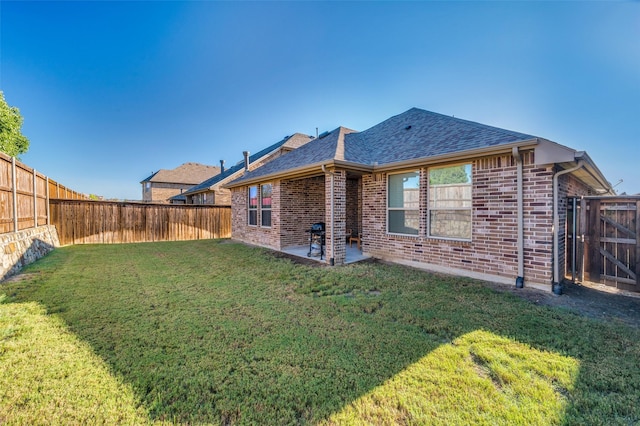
[46,176,50,226]
[12,157,18,232]
[33,168,38,227]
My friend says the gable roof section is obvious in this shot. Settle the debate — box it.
[352,108,536,165]
[181,133,314,196]
[226,108,537,187]
[226,127,358,186]
[141,162,220,185]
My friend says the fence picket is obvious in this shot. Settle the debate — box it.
[49,200,231,245]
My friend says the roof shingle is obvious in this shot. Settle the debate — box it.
[228,108,536,185]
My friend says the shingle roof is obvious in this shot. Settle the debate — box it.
[352,108,535,165]
[227,108,536,186]
[181,133,314,196]
[141,162,220,185]
[228,127,357,184]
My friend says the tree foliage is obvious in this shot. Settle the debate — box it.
[0,91,30,157]
[429,165,470,185]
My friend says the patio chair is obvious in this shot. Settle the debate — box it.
[348,229,361,250]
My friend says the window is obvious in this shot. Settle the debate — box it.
[387,171,420,235]
[428,164,472,240]
[248,184,272,227]
[248,185,258,226]
[261,184,272,227]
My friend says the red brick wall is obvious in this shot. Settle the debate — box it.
[230,150,599,288]
[346,178,361,236]
[231,182,281,250]
[325,170,347,264]
[232,175,327,251]
[362,151,559,287]
[280,176,325,247]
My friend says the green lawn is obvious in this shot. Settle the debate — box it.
[1,240,639,425]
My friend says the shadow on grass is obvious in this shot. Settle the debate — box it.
[2,240,640,424]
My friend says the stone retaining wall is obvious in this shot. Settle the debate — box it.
[1,225,60,281]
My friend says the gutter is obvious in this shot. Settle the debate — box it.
[512,147,525,288]
[574,151,614,195]
[552,160,585,294]
[372,139,540,173]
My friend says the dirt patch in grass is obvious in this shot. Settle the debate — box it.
[2,273,40,284]
[268,248,640,329]
[489,280,640,329]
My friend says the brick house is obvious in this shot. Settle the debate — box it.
[177,133,314,205]
[141,162,220,203]
[225,108,612,293]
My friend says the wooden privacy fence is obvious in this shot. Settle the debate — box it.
[0,152,88,234]
[568,196,640,292]
[50,200,231,245]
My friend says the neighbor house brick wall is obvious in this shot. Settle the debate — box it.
[213,188,231,206]
[362,150,559,288]
[144,183,193,203]
[280,176,325,247]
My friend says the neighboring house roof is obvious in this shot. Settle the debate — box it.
[141,162,220,185]
[226,107,612,194]
[179,133,314,197]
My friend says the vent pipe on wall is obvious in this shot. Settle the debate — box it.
[243,151,250,172]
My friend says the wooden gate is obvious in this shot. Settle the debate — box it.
[573,197,640,292]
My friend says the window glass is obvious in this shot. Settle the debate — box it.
[261,184,272,227]
[428,164,472,239]
[248,185,258,226]
[388,171,419,235]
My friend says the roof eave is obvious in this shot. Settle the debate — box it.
[561,151,614,195]
[372,138,540,172]
[224,160,332,188]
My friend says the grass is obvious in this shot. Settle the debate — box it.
[1,239,639,425]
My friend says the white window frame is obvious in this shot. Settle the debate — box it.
[427,163,473,241]
[387,170,420,236]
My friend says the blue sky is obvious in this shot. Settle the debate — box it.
[1,1,638,200]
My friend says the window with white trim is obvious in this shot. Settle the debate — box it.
[261,184,272,227]
[428,164,472,240]
[248,185,258,226]
[387,171,420,235]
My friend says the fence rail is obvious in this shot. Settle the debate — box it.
[50,200,231,245]
[0,152,88,234]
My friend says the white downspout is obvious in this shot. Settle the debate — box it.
[321,165,335,265]
[552,160,585,294]
[512,147,524,288]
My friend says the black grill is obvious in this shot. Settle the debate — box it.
[307,222,326,259]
